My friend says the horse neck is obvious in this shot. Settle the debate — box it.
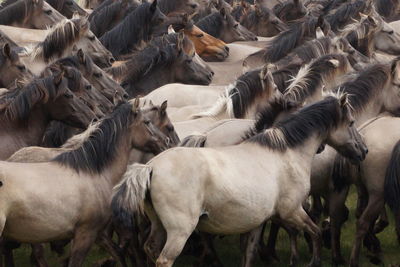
[99,131,133,186]
[129,68,173,96]
[354,95,385,127]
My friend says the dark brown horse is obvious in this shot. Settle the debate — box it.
[99,0,166,58]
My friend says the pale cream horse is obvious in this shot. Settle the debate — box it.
[0,101,169,267]
[113,92,367,267]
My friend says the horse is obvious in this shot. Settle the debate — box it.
[112,94,366,267]
[196,8,258,43]
[192,65,280,120]
[108,33,213,98]
[19,17,115,75]
[99,0,166,59]
[56,49,128,105]
[0,71,96,160]
[342,11,400,57]
[240,3,288,37]
[89,0,139,37]
[0,43,31,89]
[0,0,64,29]
[273,0,307,22]
[0,100,171,267]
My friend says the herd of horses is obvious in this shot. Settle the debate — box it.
[0,0,400,266]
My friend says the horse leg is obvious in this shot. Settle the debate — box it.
[30,244,49,267]
[259,222,279,262]
[282,208,322,267]
[349,195,384,267]
[240,224,263,267]
[67,228,98,267]
[3,241,19,267]
[156,220,197,267]
[395,210,400,245]
[373,207,389,234]
[97,231,128,267]
[329,185,350,266]
[279,222,299,267]
[196,233,222,267]
[144,218,166,263]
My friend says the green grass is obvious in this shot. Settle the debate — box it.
[13,187,400,266]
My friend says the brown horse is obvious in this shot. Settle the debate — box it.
[0,0,64,29]
[0,72,95,160]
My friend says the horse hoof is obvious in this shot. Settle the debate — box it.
[307,260,321,267]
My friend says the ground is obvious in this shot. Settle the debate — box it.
[13,187,400,266]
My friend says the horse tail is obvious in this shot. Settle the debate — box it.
[190,88,233,119]
[179,134,207,147]
[111,163,152,228]
[332,154,352,192]
[384,140,400,214]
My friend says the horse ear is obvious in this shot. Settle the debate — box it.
[77,49,86,64]
[132,97,140,115]
[328,59,340,68]
[315,27,325,38]
[32,0,40,5]
[339,93,348,109]
[53,70,64,86]
[2,43,11,59]
[160,100,168,112]
[220,7,227,19]
[150,0,157,13]
[177,32,185,52]
[367,15,377,27]
[168,25,176,34]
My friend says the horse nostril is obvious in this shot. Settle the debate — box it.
[123,93,129,99]
[224,46,229,52]
[85,85,92,90]
[365,148,368,154]
[211,71,215,76]
[92,118,99,123]
[109,57,116,64]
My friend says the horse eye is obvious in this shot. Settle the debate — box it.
[167,124,174,132]
[185,59,192,64]
[196,33,204,38]
[66,0,73,5]
[349,121,355,127]
[388,30,394,35]
[45,9,52,15]
[88,36,95,41]
[144,120,150,125]
[94,72,102,78]
[17,65,26,71]
[64,93,73,99]
[233,24,239,29]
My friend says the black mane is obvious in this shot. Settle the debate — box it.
[247,96,341,150]
[334,64,389,113]
[99,2,162,58]
[53,103,134,173]
[326,0,367,32]
[196,12,224,38]
[263,16,328,63]
[0,0,35,26]
[228,69,264,118]
[1,76,61,121]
